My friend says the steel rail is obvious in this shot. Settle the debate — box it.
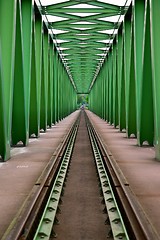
[3,113,80,240]
[33,122,79,239]
[85,111,160,240]
[87,120,129,240]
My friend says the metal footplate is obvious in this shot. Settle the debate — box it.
[87,125,130,240]
[33,124,78,240]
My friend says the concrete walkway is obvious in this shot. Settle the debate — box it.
[86,110,160,237]
[0,110,79,239]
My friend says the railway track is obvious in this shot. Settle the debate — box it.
[3,110,159,240]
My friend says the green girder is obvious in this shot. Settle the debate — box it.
[41,0,127,93]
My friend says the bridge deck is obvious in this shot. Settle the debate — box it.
[0,111,79,239]
[1,109,160,239]
[86,110,159,237]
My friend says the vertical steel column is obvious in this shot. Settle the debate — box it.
[59,61,62,121]
[91,80,95,113]
[99,71,102,118]
[61,67,65,119]
[102,67,106,120]
[103,65,106,121]
[68,78,72,114]
[62,65,65,118]
[57,60,60,121]
[95,78,99,115]
[64,74,68,116]
[21,0,33,140]
[12,0,27,146]
[95,77,99,115]
[108,51,113,125]
[117,25,123,129]
[99,70,103,118]
[0,0,16,160]
[29,6,39,137]
[139,0,154,145]
[34,6,42,136]
[40,25,48,131]
[119,25,126,131]
[112,39,119,128]
[124,6,132,136]
[56,56,60,122]
[127,13,137,137]
[57,55,60,122]
[70,84,74,113]
[47,37,54,127]
[67,77,70,115]
[101,70,104,119]
[105,60,109,122]
[133,0,145,144]
[52,48,57,124]
[61,70,64,118]
[0,49,8,160]
[150,0,160,159]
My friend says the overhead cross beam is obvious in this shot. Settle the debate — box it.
[41,0,128,93]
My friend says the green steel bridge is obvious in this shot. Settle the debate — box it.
[0,0,160,161]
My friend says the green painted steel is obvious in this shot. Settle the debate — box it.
[42,1,127,93]
[40,26,48,132]
[89,0,160,160]
[47,39,53,128]
[140,0,154,146]
[124,7,132,137]
[0,0,77,160]
[12,0,27,146]
[113,39,119,128]
[1,0,160,161]
[150,0,160,159]
[127,17,136,138]
[0,0,16,160]
[21,0,33,140]
[31,6,42,137]
[0,49,7,161]
[133,0,145,144]
[29,12,39,137]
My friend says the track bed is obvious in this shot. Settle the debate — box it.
[54,111,109,239]
[4,110,157,240]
